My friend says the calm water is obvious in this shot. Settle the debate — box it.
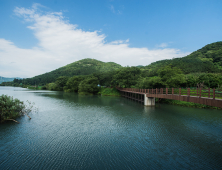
[0,87,222,170]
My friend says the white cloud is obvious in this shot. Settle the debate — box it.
[110,39,130,44]
[0,4,190,78]
[158,43,168,48]
[109,4,122,14]
[110,5,115,13]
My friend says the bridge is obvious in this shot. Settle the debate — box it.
[117,87,222,108]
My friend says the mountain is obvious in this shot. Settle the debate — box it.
[13,41,222,86]
[0,77,22,84]
[142,41,222,76]
[24,58,122,85]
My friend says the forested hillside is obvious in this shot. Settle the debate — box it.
[141,41,222,77]
[22,58,122,85]
[1,42,222,92]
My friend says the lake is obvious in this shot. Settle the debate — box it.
[0,87,222,170]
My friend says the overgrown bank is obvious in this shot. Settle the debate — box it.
[0,95,33,123]
[158,98,221,109]
[99,87,121,96]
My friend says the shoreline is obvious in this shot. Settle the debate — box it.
[1,86,220,109]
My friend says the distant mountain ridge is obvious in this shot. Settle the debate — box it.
[0,76,22,84]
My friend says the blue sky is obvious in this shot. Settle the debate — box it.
[0,0,222,78]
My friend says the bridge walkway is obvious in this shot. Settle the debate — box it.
[117,87,222,108]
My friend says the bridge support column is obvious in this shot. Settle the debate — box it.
[144,94,155,106]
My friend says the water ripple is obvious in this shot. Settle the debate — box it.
[0,87,222,170]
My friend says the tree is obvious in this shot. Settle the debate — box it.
[157,65,187,87]
[158,65,183,82]
[136,77,164,89]
[166,74,186,88]
[55,76,69,91]
[65,76,85,92]
[199,73,222,88]
[93,70,115,87]
[112,67,141,88]
[46,83,58,91]
[186,74,200,87]
[78,76,99,94]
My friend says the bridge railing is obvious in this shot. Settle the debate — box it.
[117,87,222,100]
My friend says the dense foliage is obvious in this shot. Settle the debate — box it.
[0,95,25,123]
[78,76,100,94]
[112,67,141,88]
[141,41,222,77]
[65,76,86,92]
[99,87,121,96]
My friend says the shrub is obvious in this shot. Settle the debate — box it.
[100,87,121,96]
[0,95,34,123]
[46,83,58,91]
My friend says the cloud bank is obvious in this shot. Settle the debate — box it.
[0,4,190,78]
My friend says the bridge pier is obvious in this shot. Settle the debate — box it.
[144,94,155,106]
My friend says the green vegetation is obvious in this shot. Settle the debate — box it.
[27,86,43,90]
[22,58,122,86]
[0,95,34,123]
[99,87,121,96]
[160,99,221,109]
[55,76,69,91]
[1,41,222,101]
[64,76,86,92]
[78,76,99,95]
[112,67,141,87]
[141,41,222,77]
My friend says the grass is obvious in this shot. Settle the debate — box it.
[99,87,121,96]
[159,98,221,109]
[78,92,94,95]
[27,86,42,90]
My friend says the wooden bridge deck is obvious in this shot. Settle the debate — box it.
[117,88,222,108]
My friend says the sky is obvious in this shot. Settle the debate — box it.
[0,0,222,78]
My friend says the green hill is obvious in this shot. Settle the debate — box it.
[3,41,222,87]
[24,58,122,85]
[142,41,222,76]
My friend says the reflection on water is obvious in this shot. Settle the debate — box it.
[0,87,222,170]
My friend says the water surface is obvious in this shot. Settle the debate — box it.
[0,87,222,170]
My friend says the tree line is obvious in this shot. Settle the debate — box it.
[1,65,222,94]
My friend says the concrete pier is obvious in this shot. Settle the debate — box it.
[144,94,155,106]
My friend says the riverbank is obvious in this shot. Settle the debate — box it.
[27,86,121,97]
[27,86,43,90]
[5,86,220,109]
